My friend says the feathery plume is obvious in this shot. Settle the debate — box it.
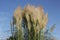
[13,6,22,30]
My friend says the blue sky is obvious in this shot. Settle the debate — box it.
[0,0,60,40]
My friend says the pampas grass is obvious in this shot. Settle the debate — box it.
[12,4,48,40]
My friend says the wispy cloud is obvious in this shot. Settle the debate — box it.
[0,12,12,39]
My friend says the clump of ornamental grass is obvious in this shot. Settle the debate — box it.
[12,4,48,40]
